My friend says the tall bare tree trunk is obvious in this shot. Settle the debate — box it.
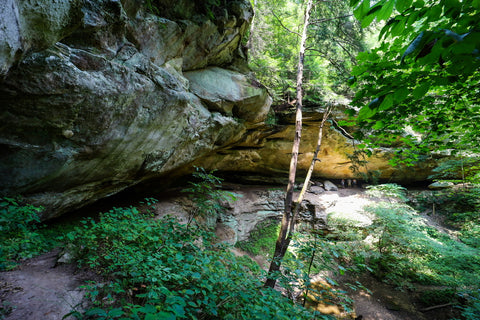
[294,104,334,207]
[265,0,314,289]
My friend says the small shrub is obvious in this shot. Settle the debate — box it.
[0,197,59,270]
[458,289,480,320]
[366,183,408,202]
[181,167,237,228]
[419,288,457,306]
[235,219,279,256]
[64,204,321,319]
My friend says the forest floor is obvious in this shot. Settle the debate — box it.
[0,186,457,320]
[0,249,95,320]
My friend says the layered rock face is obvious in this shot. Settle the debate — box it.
[0,0,271,218]
[154,186,328,245]
[195,107,437,184]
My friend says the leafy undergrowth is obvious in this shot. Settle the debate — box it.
[326,184,480,319]
[63,203,327,320]
[235,219,279,257]
[0,197,67,271]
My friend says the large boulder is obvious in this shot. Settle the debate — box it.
[0,0,270,219]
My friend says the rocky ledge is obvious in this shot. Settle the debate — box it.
[0,0,271,218]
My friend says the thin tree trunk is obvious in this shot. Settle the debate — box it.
[295,104,334,208]
[265,0,314,289]
[246,0,257,56]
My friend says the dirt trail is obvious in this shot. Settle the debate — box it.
[0,249,92,320]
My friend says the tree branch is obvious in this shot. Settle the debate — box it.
[311,14,353,24]
[271,9,302,37]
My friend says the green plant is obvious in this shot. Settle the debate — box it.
[346,149,382,184]
[181,167,237,228]
[419,288,457,306]
[0,301,14,319]
[0,197,60,270]
[429,157,480,185]
[264,110,277,127]
[457,289,480,320]
[235,219,279,257]
[364,200,480,288]
[366,183,408,202]
[64,203,322,319]
[413,187,480,226]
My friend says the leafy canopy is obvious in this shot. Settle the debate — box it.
[249,0,369,104]
[349,0,480,165]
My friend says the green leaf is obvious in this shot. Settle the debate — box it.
[473,0,480,9]
[108,308,124,317]
[138,304,157,314]
[379,94,394,110]
[366,4,382,16]
[394,87,410,103]
[358,105,377,121]
[391,17,406,37]
[396,0,413,12]
[373,120,385,130]
[377,0,395,21]
[427,5,442,22]
[146,312,175,320]
[354,0,370,20]
[412,82,430,99]
[85,308,108,317]
[361,13,377,28]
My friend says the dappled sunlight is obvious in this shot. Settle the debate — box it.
[317,190,378,227]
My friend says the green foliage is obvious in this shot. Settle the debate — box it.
[413,187,480,225]
[364,201,480,288]
[366,183,408,202]
[235,219,279,257]
[249,0,369,104]
[0,301,14,319]
[278,232,368,314]
[458,289,480,320]
[429,157,480,184]
[65,204,320,319]
[181,167,237,228]
[327,184,480,314]
[350,1,480,164]
[346,148,382,184]
[412,187,480,252]
[264,109,278,127]
[0,197,60,270]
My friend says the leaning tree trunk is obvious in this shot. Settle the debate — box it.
[265,0,314,289]
[294,104,334,209]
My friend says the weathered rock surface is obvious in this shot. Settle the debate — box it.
[154,186,329,245]
[195,107,438,184]
[0,0,271,218]
[0,0,438,219]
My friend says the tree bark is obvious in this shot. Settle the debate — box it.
[295,104,334,208]
[265,0,314,289]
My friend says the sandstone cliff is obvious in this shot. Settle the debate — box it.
[0,0,435,219]
[0,0,271,218]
